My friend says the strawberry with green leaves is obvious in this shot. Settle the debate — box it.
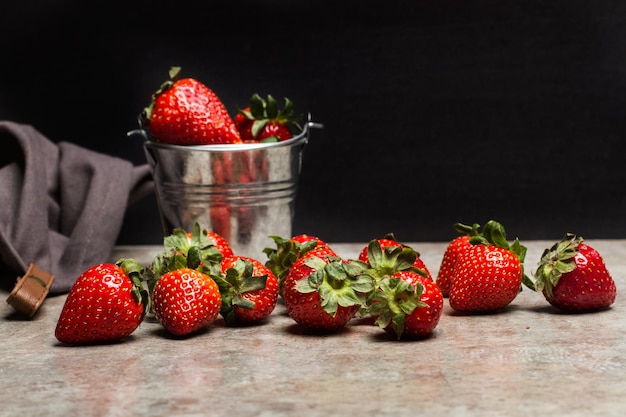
[218,256,280,325]
[263,234,327,295]
[368,270,444,339]
[283,253,374,330]
[357,234,433,280]
[234,94,301,143]
[55,259,147,345]
[141,66,242,145]
[532,233,616,312]
[147,226,223,336]
[448,220,531,313]
[435,223,482,297]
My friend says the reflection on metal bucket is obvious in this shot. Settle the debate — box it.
[135,120,319,259]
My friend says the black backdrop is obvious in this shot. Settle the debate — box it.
[3,0,626,244]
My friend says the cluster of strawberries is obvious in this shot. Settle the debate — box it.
[265,234,444,339]
[141,66,300,146]
[436,220,616,314]
[54,220,617,345]
[55,224,281,343]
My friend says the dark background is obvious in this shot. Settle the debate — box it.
[2,0,626,244]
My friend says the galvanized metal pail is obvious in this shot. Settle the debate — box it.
[130,119,320,260]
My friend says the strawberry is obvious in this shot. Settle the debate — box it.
[448,220,530,313]
[368,270,444,339]
[144,223,227,320]
[151,267,222,336]
[141,66,242,145]
[357,234,433,280]
[55,259,147,345]
[263,234,327,295]
[234,94,301,142]
[435,223,482,297]
[282,253,373,330]
[217,256,279,325]
[532,233,616,312]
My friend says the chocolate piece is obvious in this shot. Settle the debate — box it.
[6,263,55,318]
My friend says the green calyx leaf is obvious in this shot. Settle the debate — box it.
[140,66,181,124]
[453,222,481,236]
[217,258,269,326]
[115,257,149,317]
[240,93,302,132]
[532,233,581,296]
[368,277,426,340]
[294,256,374,316]
[263,235,319,290]
[363,240,425,285]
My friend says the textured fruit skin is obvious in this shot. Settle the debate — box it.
[221,256,280,323]
[358,238,433,280]
[436,235,471,297]
[383,271,444,338]
[55,263,144,345]
[449,245,523,313]
[152,268,221,336]
[544,243,616,311]
[256,120,293,141]
[144,69,242,145]
[282,254,357,330]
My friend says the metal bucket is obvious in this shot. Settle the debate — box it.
[130,118,320,260]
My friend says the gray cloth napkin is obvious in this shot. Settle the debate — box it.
[0,121,154,293]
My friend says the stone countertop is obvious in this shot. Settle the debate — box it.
[2,240,626,417]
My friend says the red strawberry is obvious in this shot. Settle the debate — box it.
[144,223,227,320]
[217,256,279,324]
[448,220,530,313]
[151,267,222,336]
[435,223,482,297]
[263,234,328,295]
[141,66,242,145]
[532,233,616,311]
[282,253,373,330]
[234,94,301,142]
[357,234,432,280]
[55,259,147,345]
[368,270,444,339]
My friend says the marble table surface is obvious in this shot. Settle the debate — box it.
[2,240,626,417]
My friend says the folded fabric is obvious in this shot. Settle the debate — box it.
[0,121,154,294]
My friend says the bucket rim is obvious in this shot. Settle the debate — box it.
[129,116,321,152]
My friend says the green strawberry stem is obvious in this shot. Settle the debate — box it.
[532,233,581,297]
[238,93,303,136]
[263,235,318,287]
[141,66,181,126]
[115,257,150,318]
[367,277,427,340]
[453,222,482,236]
[215,258,268,326]
[295,256,374,316]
